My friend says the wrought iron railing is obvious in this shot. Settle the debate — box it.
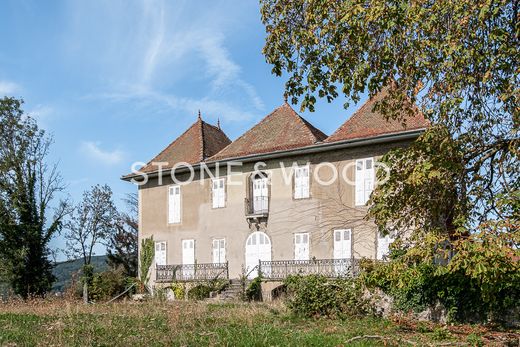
[244,196,269,216]
[156,262,229,282]
[259,258,360,281]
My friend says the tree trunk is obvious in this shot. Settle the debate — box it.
[83,282,88,304]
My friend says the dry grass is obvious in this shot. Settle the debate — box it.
[0,298,518,346]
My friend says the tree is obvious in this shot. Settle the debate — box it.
[261,0,518,233]
[0,97,68,298]
[64,184,117,302]
[106,193,138,277]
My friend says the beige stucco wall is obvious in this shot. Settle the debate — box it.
[137,140,412,283]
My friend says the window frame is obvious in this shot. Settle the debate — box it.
[293,164,311,200]
[211,178,226,209]
[168,184,181,224]
[355,157,375,206]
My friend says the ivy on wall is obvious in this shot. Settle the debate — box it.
[140,236,155,285]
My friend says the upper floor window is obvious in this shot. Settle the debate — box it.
[294,165,310,199]
[251,173,269,214]
[377,231,394,261]
[212,178,226,208]
[168,185,181,224]
[355,158,374,206]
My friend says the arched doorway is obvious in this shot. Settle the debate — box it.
[245,231,271,278]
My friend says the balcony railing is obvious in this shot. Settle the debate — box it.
[244,196,269,217]
[259,258,360,281]
[156,262,229,283]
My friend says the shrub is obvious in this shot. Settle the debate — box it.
[89,267,128,301]
[284,275,371,318]
[188,284,212,300]
[359,232,520,324]
[186,279,228,300]
[245,277,262,301]
[170,282,186,300]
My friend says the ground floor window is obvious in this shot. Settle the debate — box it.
[377,232,394,260]
[245,231,271,279]
[294,233,309,260]
[155,241,167,266]
[212,238,226,264]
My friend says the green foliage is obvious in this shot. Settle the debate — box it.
[245,277,262,301]
[0,97,68,298]
[261,0,518,239]
[466,333,484,347]
[187,284,212,300]
[368,125,467,238]
[107,193,138,277]
[186,279,228,300]
[431,327,451,341]
[360,228,520,323]
[52,255,108,292]
[284,275,371,318]
[170,282,186,300]
[139,236,154,286]
[89,267,129,301]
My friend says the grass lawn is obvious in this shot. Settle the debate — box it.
[0,299,517,346]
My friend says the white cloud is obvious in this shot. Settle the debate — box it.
[80,141,125,165]
[28,104,54,124]
[0,80,20,95]
[72,0,264,120]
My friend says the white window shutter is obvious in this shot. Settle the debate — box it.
[294,166,310,199]
[168,187,175,223]
[169,186,181,223]
[364,159,374,203]
[212,179,225,208]
[212,181,218,208]
[355,160,364,205]
[301,166,310,198]
[294,168,301,199]
[219,179,225,207]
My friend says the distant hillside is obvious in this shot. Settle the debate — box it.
[52,255,109,292]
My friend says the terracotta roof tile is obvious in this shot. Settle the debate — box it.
[210,102,327,161]
[137,116,231,174]
[325,91,429,143]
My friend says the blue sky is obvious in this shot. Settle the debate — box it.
[0,0,365,261]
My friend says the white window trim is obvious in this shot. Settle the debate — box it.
[355,157,374,206]
[212,238,226,264]
[294,164,310,200]
[294,232,310,260]
[211,178,226,209]
[168,185,181,224]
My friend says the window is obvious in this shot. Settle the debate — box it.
[155,241,167,266]
[168,185,181,224]
[212,238,226,263]
[212,178,226,208]
[294,233,309,260]
[355,158,374,205]
[377,232,394,260]
[294,165,310,199]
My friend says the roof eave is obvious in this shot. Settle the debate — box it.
[121,128,426,182]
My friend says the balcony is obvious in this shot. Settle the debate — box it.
[259,258,360,281]
[244,196,269,218]
[156,262,229,283]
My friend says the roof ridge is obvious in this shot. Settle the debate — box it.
[209,103,288,159]
[327,94,375,140]
[198,116,205,161]
[285,104,327,142]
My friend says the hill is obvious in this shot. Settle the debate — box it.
[52,255,109,292]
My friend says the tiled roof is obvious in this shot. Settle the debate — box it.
[325,91,429,143]
[209,102,327,161]
[137,115,231,174]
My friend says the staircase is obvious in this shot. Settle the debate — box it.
[216,279,245,301]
